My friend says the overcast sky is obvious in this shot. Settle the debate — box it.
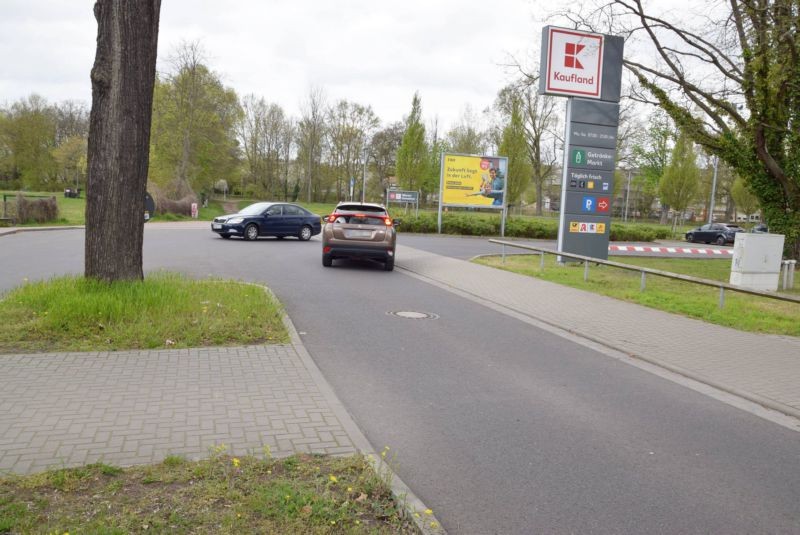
[0,0,572,130]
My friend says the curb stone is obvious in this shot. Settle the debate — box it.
[262,284,446,535]
[0,225,84,237]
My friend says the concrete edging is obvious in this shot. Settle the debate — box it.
[260,285,446,535]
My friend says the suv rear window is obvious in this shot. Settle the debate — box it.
[336,204,387,214]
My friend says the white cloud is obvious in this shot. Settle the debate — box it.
[1,0,541,129]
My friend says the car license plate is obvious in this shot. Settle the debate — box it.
[212,224,222,230]
[346,229,372,238]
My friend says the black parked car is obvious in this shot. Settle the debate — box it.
[211,202,321,241]
[685,223,744,245]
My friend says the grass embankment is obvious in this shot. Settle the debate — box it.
[0,452,416,534]
[0,273,288,353]
[1,191,227,225]
[474,255,800,336]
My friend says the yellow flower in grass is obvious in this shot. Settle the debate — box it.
[232,457,240,467]
[329,474,338,483]
[430,521,439,528]
[425,509,433,515]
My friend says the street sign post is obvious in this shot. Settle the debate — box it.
[386,189,420,216]
[540,26,624,260]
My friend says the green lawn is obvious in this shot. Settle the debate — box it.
[0,273,289,353]
[0,452,417,534]
[474,255,800,336]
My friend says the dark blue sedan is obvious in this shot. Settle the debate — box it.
[211,202,322,241]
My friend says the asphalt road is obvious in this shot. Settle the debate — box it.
[2,228,798,534]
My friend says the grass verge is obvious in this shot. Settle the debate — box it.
[474,255,800,336]
[0,273,289,353]
[0,451,417,534]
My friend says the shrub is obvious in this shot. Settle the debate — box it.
[394,212,437,233]
[442,213,498,236]
[16,194,59,223]
[155,194,198,216]
[505,217,558,239]
[396,211,675,242]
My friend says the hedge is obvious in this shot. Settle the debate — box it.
[394,212,674,242]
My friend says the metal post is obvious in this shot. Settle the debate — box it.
[540,252,545,271]
[584,260,589,281]
[502,244,506,264]
[640,271,646,291]
[623,169,631,222]
[361,147,367,203]
[782,261,789,290]
[708,156,718,224]
[789,260,796,289]
[718,286,725,309]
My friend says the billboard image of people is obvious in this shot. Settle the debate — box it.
[441,153,508,208]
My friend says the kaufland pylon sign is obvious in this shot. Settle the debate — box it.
[540,26,624,261]
[544,28,604,98]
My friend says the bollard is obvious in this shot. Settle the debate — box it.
[782,261,789,290]
[719,286,725,309]
[640,271,646,291]
[790,260,796,289]
[540,251,545,271]
[584,260,589,282]
[502,244,506,264]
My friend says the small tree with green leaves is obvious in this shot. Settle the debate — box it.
[498,98,532,206]
[659,131,700,233]
[396,93,428,194]
[731,176,760,224]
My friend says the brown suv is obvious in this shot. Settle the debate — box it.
[322,202,398,271]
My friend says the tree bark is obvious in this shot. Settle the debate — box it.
[85,0,161,281]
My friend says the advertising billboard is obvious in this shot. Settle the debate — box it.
[441,153,508,208]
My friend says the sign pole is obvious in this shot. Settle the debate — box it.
[556,98,572,261]
[437,151,444,234]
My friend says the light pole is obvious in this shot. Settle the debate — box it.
[361,146,368,203]
[708,155,718,224]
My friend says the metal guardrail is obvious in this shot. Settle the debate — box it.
[488,239,800,309]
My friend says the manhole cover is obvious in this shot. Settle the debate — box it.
[387,311,439,320]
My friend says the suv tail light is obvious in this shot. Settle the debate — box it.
[384,217,393,226]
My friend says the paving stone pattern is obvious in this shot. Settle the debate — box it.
[0,345,356,475]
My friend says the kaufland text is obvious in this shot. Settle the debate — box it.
[553,72,594,84]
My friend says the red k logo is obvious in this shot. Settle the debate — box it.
[564,42,585,69]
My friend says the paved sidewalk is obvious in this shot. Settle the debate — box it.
[0,344,358,475]
[397,245,800,419]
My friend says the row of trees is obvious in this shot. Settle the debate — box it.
[627,108,760,227]
[0,95,89,190]
[0,47,766,227]
[0,73,761,226]
[0,42,561,210]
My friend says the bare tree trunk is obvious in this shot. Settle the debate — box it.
[85,0,160,281]
[535,178,543,216]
